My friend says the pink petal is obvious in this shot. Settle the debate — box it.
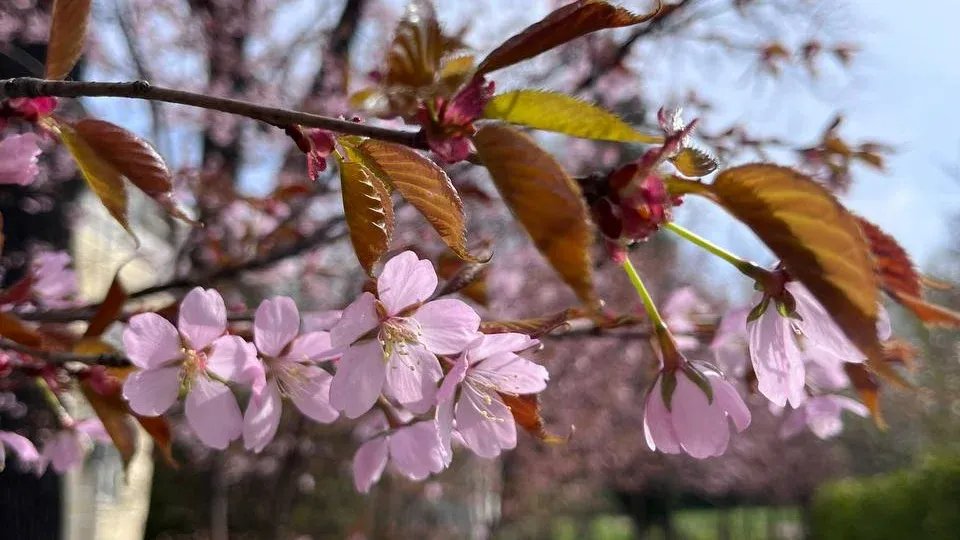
[329,340,386,418]
[465,333,538,363]
[455,388,516,458]
[302,310,343,331]
[285,365,339,423]
[205,335,257,382]
[642,378,681,453]
[804,396,844,439]
[779,408,808,439]
[436,398,454,466]
[0,133,42,186]
[709,374,751,432]
[330,292,379,348]
[353,436,389,493]
[671,373,730,458]
[122,313,183,369]
[44,432,82,474]
[122,367,181,416]
[253,296,300,357]
[185,377,242,449]
[789,283,861,363]
[178,287,228,350]
[284,331,335,363]
[243,378,283,453]
[748,307,806,408]
[436,355,469,404]
[383,345,439,405]
[377,251,438,315]
[414,299,480,355]
[403,354,443,415]
[75,418,111,443]
[0,431,40,467]
[832,395,869,417]
[473,353,549,395]
[388,421,446,480]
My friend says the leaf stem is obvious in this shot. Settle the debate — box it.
[621,256,682,370]
[35,377,73,427]
[664,222,773,286]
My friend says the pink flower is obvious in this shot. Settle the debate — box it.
[6,97,58,121]
[417,77,495,163]
[31,251,77,307]
[435,332,548,458]
[710,307,750,376]
[37,418,110,475]
[643,366,751,459]
[243,297,339,453]
[0,430,40,471]
[0,133,42,186]
[662,287,709,350]
[747,282,888,408]
[352,411,448,493]
[779,395,868,440]
[328,251,481,418]
[122,287,256,449]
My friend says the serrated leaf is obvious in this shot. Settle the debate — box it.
[483,90,660,143]
[476,0,660,75]
[339,161,394,274]
[71,119,195,225]
[671,147,719,177]
[698,165,898,383]
[45,0,92,80]
[474,125,596,306]
[357,140,473,261]
[384,0,444,88]
[0,312,43,347]
[56,121,133,236]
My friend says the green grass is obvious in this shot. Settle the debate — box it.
[547,507,802,540]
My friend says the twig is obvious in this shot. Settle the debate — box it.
[0,77,426,149]
[1,338,129,367]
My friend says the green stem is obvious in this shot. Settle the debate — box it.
[621,256,666,329]
[664,222,772,285]
[35,377,73,428]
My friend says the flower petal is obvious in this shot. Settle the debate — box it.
[302,310,343,331]
[377,251,438,315]
[709,374,751,432]
[178,287,228,350]
[455,388,516,458]
[414,299,481,355]
[671,373,730,459]
[330,292,379,348]
[243,378,283,453]
[284,331,335,363]
[254,296,300,357]
[353,436,388,493]
[122,313,183,369]
[437,355,469,404]
[388,421,446,480]
[383,345,439,405]
[748,306,806,408]
[329,340,386,419]
[185,377,243,449]
[205,335,257,382]
[122,367,181,416]
[465,332,537,363]
[643,378,681,454]
[789,283,862,363]
[473,353,549,395]
[0,431,40,467]
[286,365,339,423]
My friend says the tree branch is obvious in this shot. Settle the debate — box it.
[0,77,426,149]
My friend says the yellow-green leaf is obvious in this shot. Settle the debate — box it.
[358,140,474,261]
[339,161,394,274]
[474,124,596,306]
[671,147,718,177]
[702,165,900,383]
[45,0,92,80]
[483,90,660,143]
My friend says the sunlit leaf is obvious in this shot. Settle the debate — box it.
[72,119,195,224]
[476,0,661,75]
[384,0,444,88]
[671,147,719,177]
[0,312,43,347]
[889,293,960,328]
[844,363,885,428]
[45,0,92,80]
[690,165,901,383]
[474,125,596,306]
[83,275,128,338]
[339,160,394,274]
[483,90,660,143]
[358,140,474,261]
[480,309,581,337]
[500,393,570,443]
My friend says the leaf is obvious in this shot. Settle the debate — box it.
[436,251,489,306]
[0,312,43,347]
[476,0,661,75]
[45,0,92,80]
[700,165,899,383]
[83,274,128,338]
[483,90,660,143]
[357,140,474,261]
[56,120,132,236]
[844,363,885,428]
[71,119,195,224]
[480,309,582,337]
[474,125,596,305]
[500,393,570,443]
[671,147,719,177]
[855,216,920,298]
[384,0,444,88]
[339,161,394,274]
[888,293,960,328]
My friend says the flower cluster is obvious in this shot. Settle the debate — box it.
[415,76,495,163]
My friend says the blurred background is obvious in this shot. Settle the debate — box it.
[0,0,958,538]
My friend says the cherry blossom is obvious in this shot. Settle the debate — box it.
[779,395,868,440]
[242,296,339,453]
[643,366,751,459]
[436,332,548,458]
[0,133,42,186]
[710,306,750,376]
[122,287,256,449]
[328,251,481,418]
[662,287,710,350]
[31,251,77,307]
[0,430,40,471]
[352,410,449,493]
[36,418,110,475]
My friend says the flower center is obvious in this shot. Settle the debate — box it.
[379,316,422,359]
[180,347,207,388]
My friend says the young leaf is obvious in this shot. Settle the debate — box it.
[45,0,93,80]
[339,161,394,274]
[476,0,661,75]
[483,90,660,143]
[384,0,444,88]
[74,343,139,468]
[83,274,128,338]
[71,119,195,224]
[500,393,569,443]
[56,121,132,236]
[703,165,897,382]
[671,147,719,177]
[474,125,596,305]
[0,312,43,347]
[844,363,885,428]
[480,309,581,337]
[358,140,474,261]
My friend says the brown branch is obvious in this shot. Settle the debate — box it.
[0,77,426,149]
[0,338,129,367]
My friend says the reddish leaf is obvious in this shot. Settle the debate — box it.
[844,363,885,428]
[437,252,489,306]
[889,293,960,328]
[474,125,596,306]
[339,160,394,274]
[856,216,921,298]
[480,309,582,337]
[384,0,445,88]
[500,393,570,443]
[83,275,128,338]
[0,312,42,347]
[476,0,660,75]
[45,0,92,80]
